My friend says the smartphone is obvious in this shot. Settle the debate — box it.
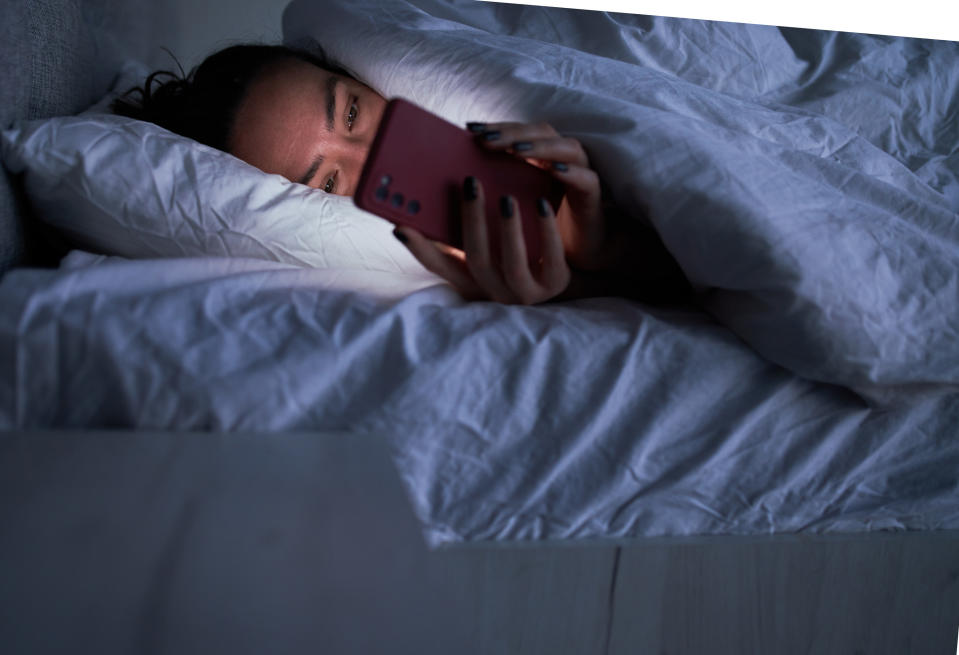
[353,98,565,264]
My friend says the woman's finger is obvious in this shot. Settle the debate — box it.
[534,197,572,293]
[547,161,601,201]
[467,122,590,167]
[393,227,482,297]
[496,195,540,303]
[460,176,516,303]
[468,122,562,155]
[509,136,591,169]
[466,121,558,143]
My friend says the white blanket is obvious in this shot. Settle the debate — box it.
[1,252,956,543]
[284,0,959,405]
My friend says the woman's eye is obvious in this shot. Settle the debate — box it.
[347,102,357,129]
[323,176,335,193]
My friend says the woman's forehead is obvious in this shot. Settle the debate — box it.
[228,60,330,178]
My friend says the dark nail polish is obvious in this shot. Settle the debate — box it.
[466,122,487,133]
[500,196,513,219]
[552,161,569,172]
[393,229,408,244]
[482,130,501,142]
[464,176,478,201]
[537,197,551,217]
[512,141,533,152]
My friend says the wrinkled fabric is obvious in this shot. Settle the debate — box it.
[1,253,956,545]
[284,0,959,404]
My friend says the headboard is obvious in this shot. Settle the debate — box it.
[0,0,165,275]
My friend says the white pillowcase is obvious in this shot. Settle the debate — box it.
[0,100,434,279]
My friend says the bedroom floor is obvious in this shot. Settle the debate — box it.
[436,533,959,655]
[2,430,957,654]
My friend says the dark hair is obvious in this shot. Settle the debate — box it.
[111,44,351,153]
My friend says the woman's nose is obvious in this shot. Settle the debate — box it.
[335,134,371,196]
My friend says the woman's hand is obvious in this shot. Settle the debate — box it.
[394,175,571,305]
[391,120,690,304]
[461,121,693,305]
[467,121,620,272]
[392,120,622,304]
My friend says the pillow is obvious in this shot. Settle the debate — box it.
[0,94,435,279]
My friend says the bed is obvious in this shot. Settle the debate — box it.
[1,0,957,652]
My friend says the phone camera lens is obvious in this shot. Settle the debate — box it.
[375,185,389,201]
[390,192,404,208]
[407,200,421,214]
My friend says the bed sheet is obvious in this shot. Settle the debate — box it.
[1,253,956,545]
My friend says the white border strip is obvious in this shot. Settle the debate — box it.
[483,0,959,42]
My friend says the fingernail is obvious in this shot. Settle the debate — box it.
[466,122,487,133]
[512,141,533,152]
[393,229,408,244]
[500,196,513,219]
[464,176,478,201]
[552,161,569,172]
[482,130,501,142]
[537,197,552,217]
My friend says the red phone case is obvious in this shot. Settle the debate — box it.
[353,98,565,264]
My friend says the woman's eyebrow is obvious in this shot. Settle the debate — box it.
[298,155,323,186]
[324,74,338,131]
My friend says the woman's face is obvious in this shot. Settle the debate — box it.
[229,58,387,197]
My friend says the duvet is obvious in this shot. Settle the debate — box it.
[283,0,959,405]
[1,0,957,543]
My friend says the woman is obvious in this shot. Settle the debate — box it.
[114,44,690,304]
